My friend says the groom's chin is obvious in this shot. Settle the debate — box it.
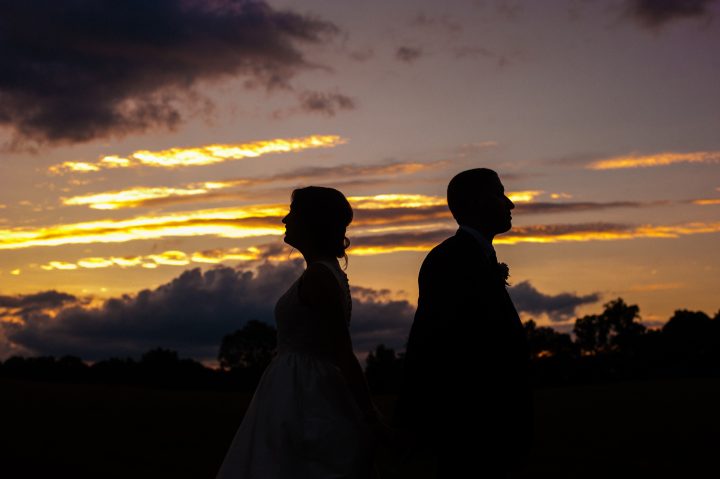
[497,220,512,234]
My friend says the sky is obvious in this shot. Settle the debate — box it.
[1,0,719,363]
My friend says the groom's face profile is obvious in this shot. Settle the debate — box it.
[476,175,515,235]
[449,169,515,238]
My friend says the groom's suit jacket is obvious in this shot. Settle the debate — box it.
[395,228,532,461]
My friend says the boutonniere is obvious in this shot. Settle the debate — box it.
[496,262,510,287]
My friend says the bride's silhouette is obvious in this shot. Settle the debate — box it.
[216,186,378,479]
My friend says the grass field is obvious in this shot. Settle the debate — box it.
[2,377,717,478]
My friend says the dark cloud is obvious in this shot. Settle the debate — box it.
[351,229,453,249]
[348,48,375,62]
[626,0,717,27]
[0,0,339,145]
[2,261,414,360]
[0,291,77,310]
[509,281,600,322]
[395,46,423,63]
[353,206,449,227]
[351,200,650,230]
[348,222,643,251]
[271,159,446,182]
[514,201,658,215]
[92,159,445,209]
[0,290,79,328]
[2,262,303,360]
[350,286,414,353]
[272,90,356,118]
[297,91,356,116]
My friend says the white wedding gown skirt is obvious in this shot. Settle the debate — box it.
[216,262,374,479]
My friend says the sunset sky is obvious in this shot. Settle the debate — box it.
[1,0,719,363]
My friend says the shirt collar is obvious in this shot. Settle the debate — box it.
[458,224,496,262]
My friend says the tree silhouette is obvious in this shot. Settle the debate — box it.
[574,313,611,354]
[2,298,718,391]
[662,309,717,363]
[218,320,276,371]
[141,348,180,366]
[523,320,577,359]
[573,298,645,355]
[604,298,646,354]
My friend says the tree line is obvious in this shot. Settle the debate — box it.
[1,298,718,392]
[365,298,720,392]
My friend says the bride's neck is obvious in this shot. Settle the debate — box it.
[300,250,337,265]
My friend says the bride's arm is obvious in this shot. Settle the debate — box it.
[299,263,379,423]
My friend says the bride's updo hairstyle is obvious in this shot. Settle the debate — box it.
[290,186,353,263]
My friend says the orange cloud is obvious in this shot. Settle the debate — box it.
[9,195,452,251]
[62,183,238,210]
[692,199,720,205]
[39,246,288,271]
[31,218,720,270]
[350,244,434,255]
[41,261,79,271]
[61,162,443,210]
[49,135,345,174]
[0,205,286,250]
[588,151,720,170]
[496,222,720,244]
[507,191,543,203]
[41,251,187,271]
[13,187,720,255]
[349,194,446,209]
[348,221,720,254]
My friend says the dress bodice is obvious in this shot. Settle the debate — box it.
[274,260,351,357]
[216,259,375,479]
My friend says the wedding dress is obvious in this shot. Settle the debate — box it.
[216,260,374,479]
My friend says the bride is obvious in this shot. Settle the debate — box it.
[216,186,379,479]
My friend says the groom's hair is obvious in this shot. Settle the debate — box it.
[447,168,499,223]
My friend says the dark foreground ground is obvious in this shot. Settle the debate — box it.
[1,377,717,479]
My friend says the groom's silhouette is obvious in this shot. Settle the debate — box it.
[395,168,532,478]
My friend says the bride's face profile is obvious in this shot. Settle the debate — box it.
[282,202,309,252]
[281,186,353,261]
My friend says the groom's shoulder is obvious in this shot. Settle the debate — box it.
[424,232,471,265]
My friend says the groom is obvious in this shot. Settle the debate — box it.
[395,168,532,478]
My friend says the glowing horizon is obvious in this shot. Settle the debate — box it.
[27,220,720,272]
